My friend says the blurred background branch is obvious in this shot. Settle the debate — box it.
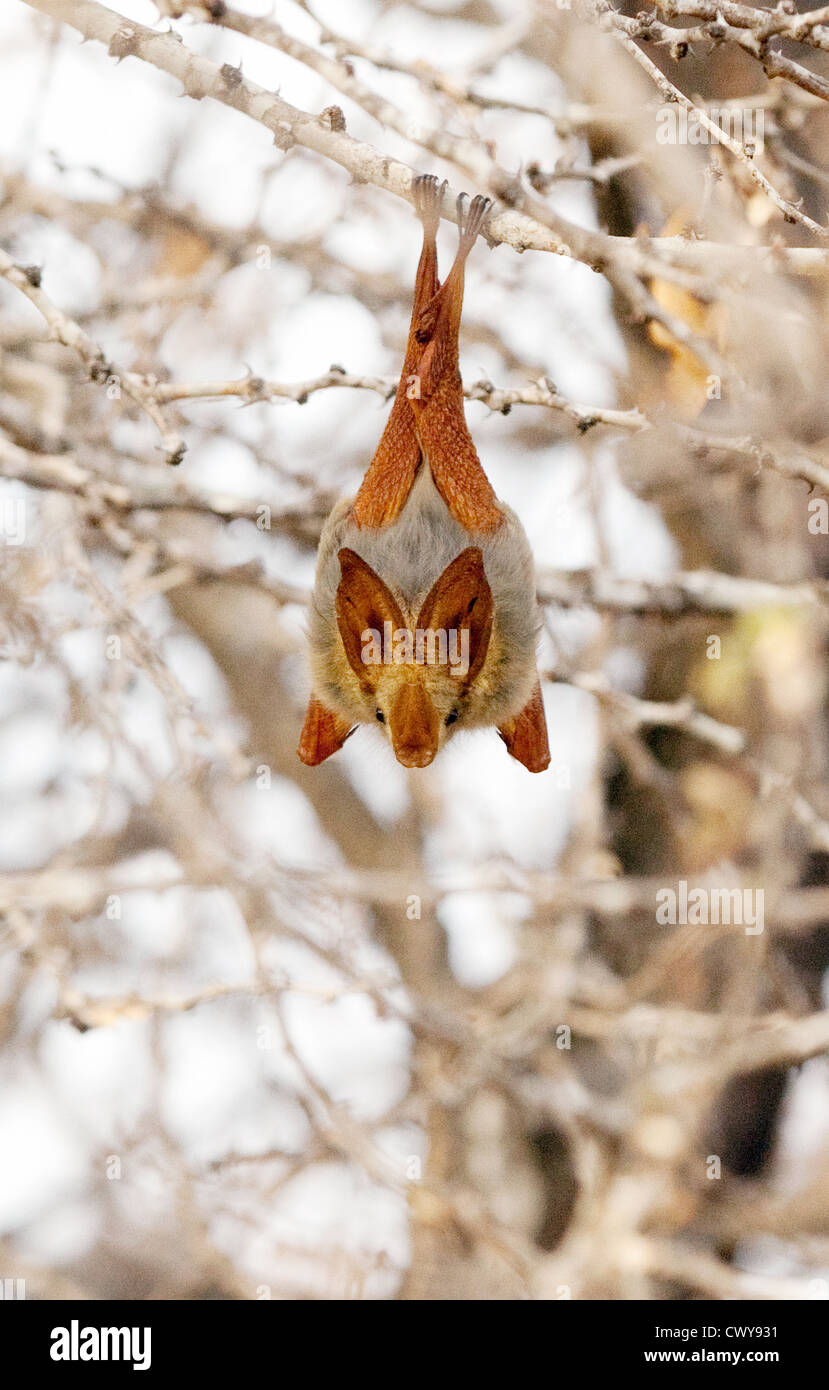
[1,0,828,1302]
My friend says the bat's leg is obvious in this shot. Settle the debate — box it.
[409,193,502,535]
[351,175,445,528]
[408,174,443,323]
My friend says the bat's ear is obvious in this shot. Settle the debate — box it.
[298,695,354,766]
[416,547,493,686]
[336,548,406,691]
[498,680,550,773]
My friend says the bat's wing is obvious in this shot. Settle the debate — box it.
[351,177,443,529]
[353,185,501,536]
[498,679,551,773]
[297,695,354,766]
[408,196,502,535]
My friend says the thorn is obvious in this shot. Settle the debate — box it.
[318,105,346,132]
[220,62,243,88]
[107,26,139,61]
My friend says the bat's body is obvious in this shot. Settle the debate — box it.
[299,177,550,772]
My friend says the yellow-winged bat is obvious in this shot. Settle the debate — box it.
[298,175,550,772]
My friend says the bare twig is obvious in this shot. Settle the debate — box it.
[0,248,187,463]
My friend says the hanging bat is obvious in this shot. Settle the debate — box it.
[298,175,550,772]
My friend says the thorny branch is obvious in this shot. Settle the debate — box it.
[2,0,829,1304]
[0,248,187,463]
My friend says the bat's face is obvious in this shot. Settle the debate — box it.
[335,545,494,768]
[369,666,466,768]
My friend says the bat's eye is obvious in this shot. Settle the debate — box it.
[375,709,385,723]
[445,709,459,727]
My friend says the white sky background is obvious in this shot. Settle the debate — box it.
[0,0,822,1298]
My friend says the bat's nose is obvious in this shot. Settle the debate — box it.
[395,744,436,768]
[389,682,439,768]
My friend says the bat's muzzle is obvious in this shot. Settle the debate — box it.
[389,681,439,768]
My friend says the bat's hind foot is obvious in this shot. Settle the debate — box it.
[412,173,446,233]
[456,192,492,250]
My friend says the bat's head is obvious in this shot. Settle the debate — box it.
[335,545,493,768]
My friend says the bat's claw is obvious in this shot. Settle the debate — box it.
[412,173,445,232]
[458,192,492,248]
